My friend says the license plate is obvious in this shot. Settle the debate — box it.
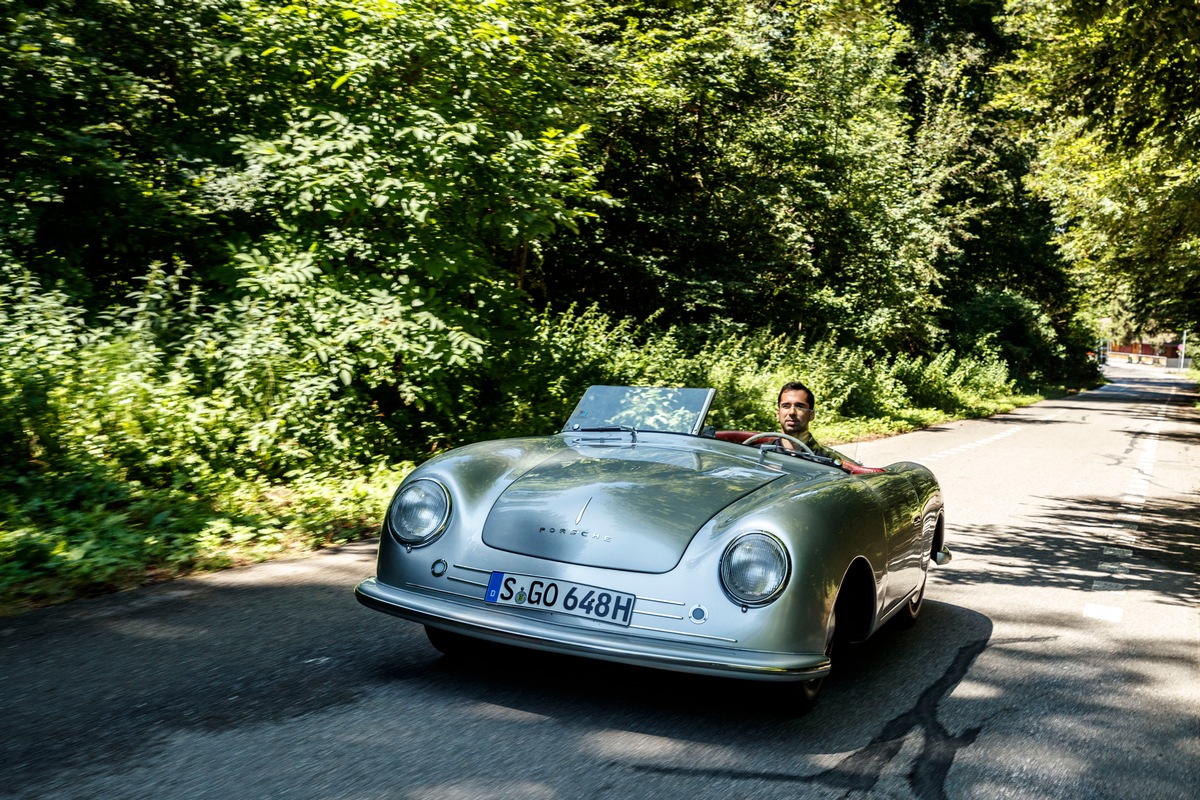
[484,572,636,627]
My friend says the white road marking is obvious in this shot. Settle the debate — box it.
[1082,389,1176,621]
[921,426,1023,462]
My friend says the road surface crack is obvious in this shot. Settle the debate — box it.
[630,636,992,799]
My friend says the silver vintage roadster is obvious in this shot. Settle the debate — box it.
[355,385,950,712]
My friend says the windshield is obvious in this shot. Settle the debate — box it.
[561,386,715,436]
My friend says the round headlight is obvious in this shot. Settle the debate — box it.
[388,479,450,546]
[720,533,790,605]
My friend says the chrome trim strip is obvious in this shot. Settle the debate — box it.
[633,609,685,620]
[636,595,686,606]
[447,575,488,588]
[406,582,480,602]
[630,624,737,643]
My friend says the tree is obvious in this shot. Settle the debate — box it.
[897,0,1091,380]
[999,0,1200,330]
[0,0,252,305]
[213,0,607,447]
[539,0,946,353]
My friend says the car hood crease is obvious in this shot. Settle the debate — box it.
[480,443,783,572]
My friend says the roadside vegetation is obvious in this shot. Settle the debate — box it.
[0,283,1047,614]
[2,0,1191,613]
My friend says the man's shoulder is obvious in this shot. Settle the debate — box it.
[807,434,858,464]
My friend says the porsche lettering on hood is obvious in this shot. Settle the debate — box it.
[481,444,782,572]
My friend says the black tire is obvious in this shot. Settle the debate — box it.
[896,569,927,629]
[791,673,825,716]
[785,611,837,716]
[424,625,477,658]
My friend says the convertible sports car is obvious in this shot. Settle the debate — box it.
[356,385,950,712]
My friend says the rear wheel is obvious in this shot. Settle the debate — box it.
[896,570,927,629]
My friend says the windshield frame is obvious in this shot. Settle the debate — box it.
[561,386,716,436]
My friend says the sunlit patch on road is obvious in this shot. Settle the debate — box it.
[1082,604,1124,623]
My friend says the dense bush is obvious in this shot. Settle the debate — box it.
[0,266,407,610]
[1,259,1031,611]
[478,305,1022,441]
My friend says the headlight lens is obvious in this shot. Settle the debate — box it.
[388,479,450,546]
[720,533,789,605]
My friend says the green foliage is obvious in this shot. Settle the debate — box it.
[999,0,1200,330]
[897,1,1090,382]
[538,0,947,351]
[212,0,610,442]
[0,265,405,611]
[0,0,1115,612]
[0,0,248,304]
[477,306,1020,443]
[232,0,604,253]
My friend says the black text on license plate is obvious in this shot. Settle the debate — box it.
[484,572,635,626]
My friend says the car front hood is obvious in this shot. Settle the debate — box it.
[480,442,782,572]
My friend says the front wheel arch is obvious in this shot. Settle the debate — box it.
[782,559,873,716]
[834,557,877,644]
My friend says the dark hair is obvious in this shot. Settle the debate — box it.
[778,381,816,410]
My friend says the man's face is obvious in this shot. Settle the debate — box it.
[776,389,814,437]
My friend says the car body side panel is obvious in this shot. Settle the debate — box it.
[856,462,943,624]
[857,469,922,611]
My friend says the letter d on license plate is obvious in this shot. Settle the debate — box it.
[485,572,636,627]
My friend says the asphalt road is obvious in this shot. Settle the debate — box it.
[3,362,1197,800]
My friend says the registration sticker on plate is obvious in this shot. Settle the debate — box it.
[485,572,636,627]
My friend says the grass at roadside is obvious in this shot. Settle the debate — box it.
[815,388,1061,446]
[0,464,410,617]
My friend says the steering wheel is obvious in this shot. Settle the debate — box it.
[741,431,814,454]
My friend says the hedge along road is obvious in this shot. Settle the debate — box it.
[2,362,1197,800]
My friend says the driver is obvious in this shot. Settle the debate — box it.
[775,381,857,463]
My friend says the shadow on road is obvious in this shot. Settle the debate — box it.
[2,545,991,800]
[941,493,1200,609]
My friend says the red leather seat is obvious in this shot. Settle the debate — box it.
[713,430,760,445]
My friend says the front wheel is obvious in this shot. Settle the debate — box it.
[783,612,837,715]
[424,625,477,658]
[791,673,825,716]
